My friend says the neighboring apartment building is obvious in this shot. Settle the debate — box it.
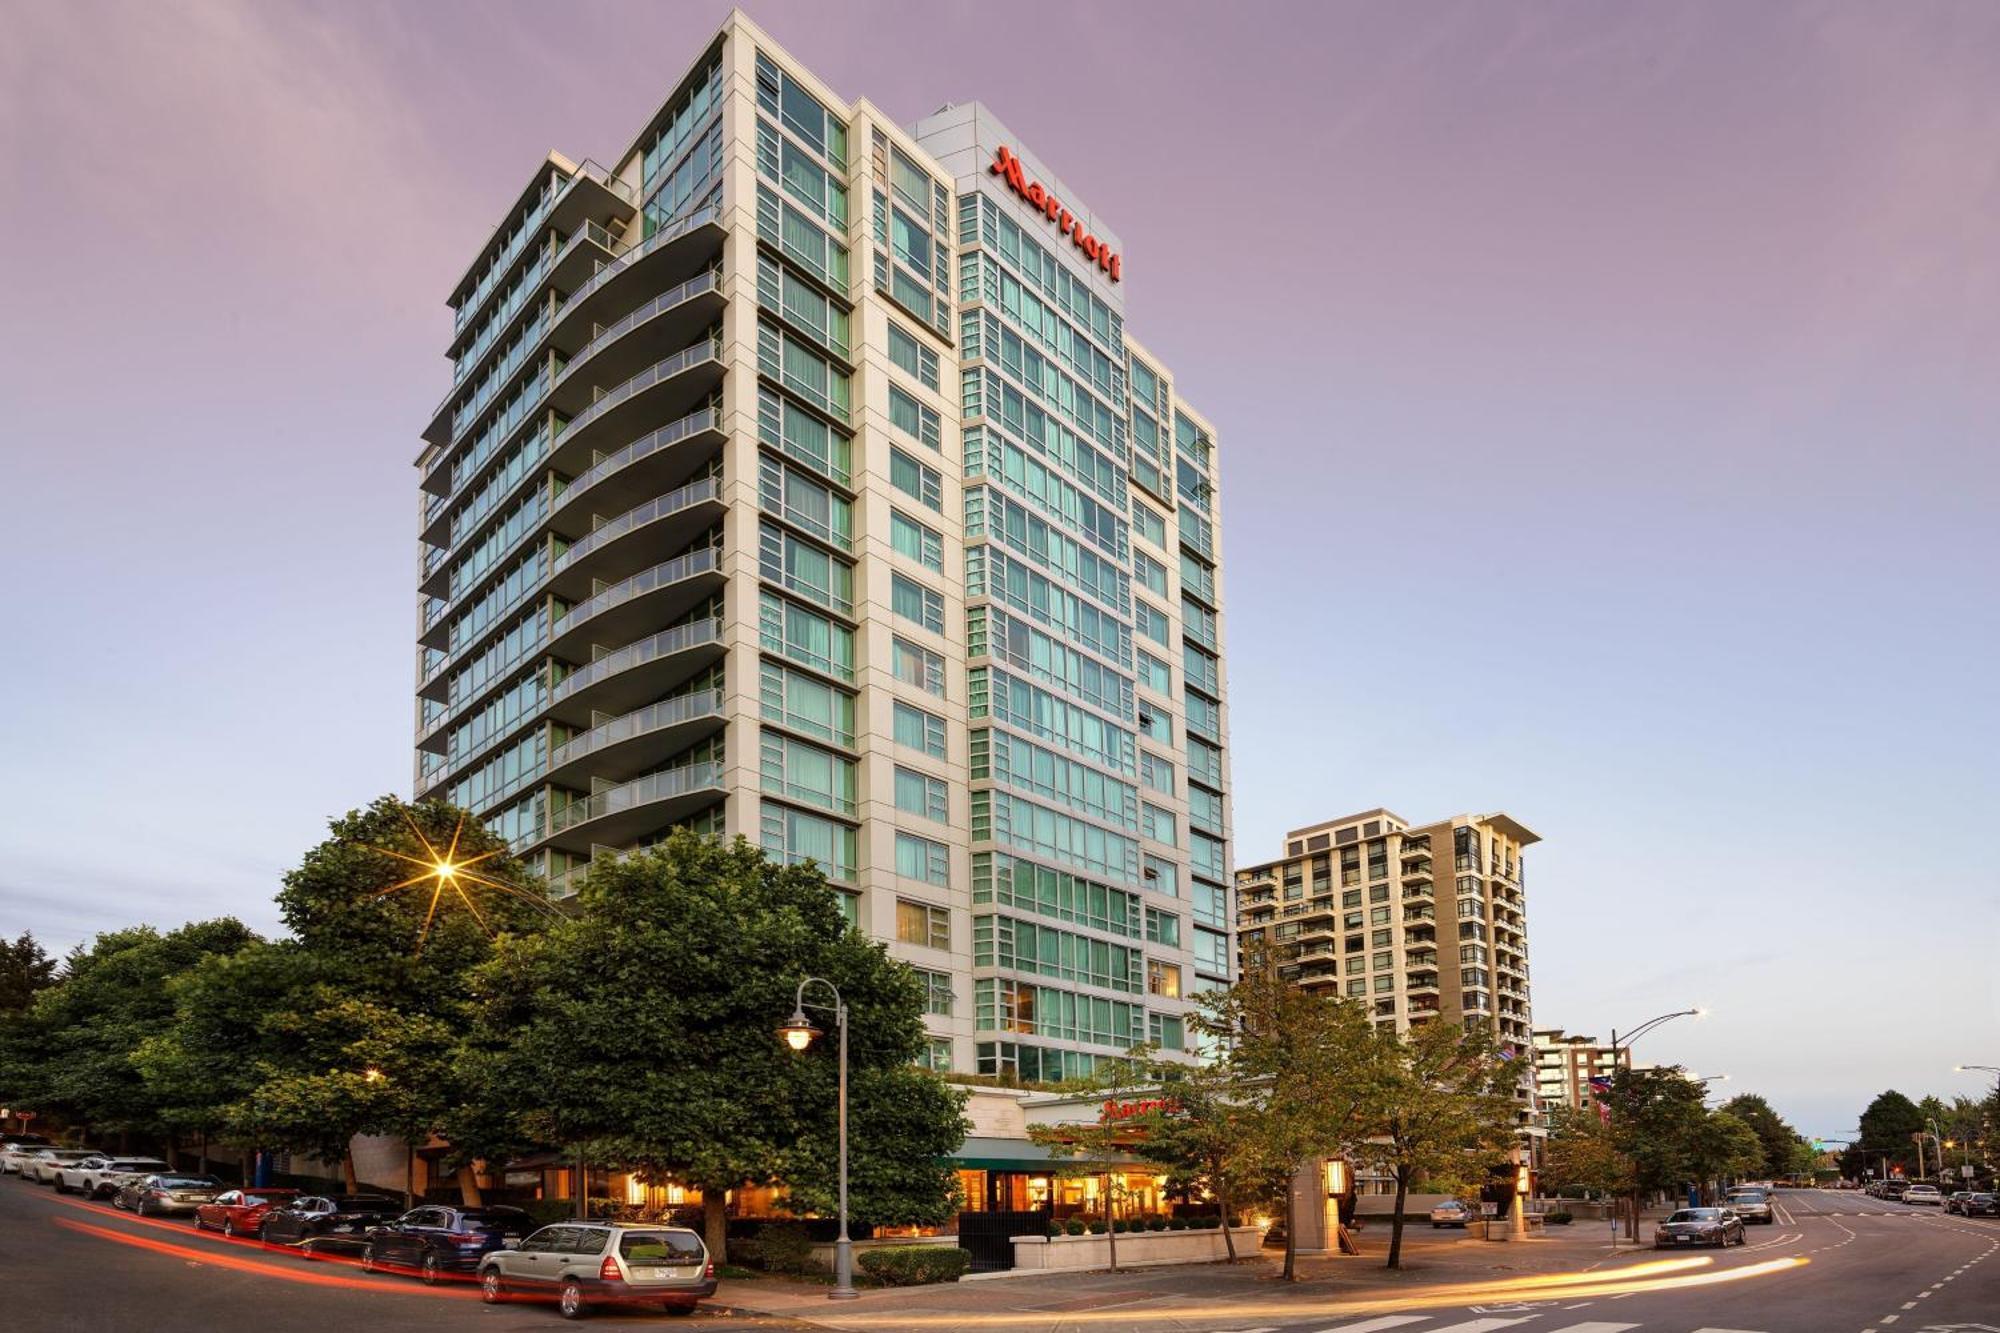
[1533,1027,1632,1114]
[411,10,1230,1081]
[1234,808,1538,1056]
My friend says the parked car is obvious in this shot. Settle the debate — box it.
[55,1156,167,1198]
[1902,1184,1943,1206]
[1429,1199,1474,1228]
[363,1205,533,1284]
[1964,1193,1997,1218]
[194,1188,300,1238]
[1725,1188,1774,1224]
[0,1135,52,1172]
[1944,1191,1974,1215]
[24,1148,104,1185]
[1655,1206,1746,1249]
[114,1173,225,1216]
[475,1222,716,1318]
[259,1194,405,1256]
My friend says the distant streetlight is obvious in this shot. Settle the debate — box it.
[777,977,856,1301]
[1609,1007,1704,1063]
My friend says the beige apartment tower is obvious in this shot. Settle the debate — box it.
[412,12,1231,1080]
[1533,1027,1631,1114]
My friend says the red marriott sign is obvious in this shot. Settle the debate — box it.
[989,145,1122,282]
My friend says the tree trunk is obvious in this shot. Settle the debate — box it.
[342,1148,359,1193]
[1386,1167,1409,1269]
[1625,1189,1641,1241]
[197,1132,209,1177]
[1103,1172,1118,1273]
[456,1164,484,1207]
[1217,1164,1237,1262]
[1281,1168,1298,1281]
[702,1190,728,1267]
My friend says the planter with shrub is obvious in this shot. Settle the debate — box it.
[1544,1210,1573,1225]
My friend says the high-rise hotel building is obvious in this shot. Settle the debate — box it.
[1235,809,1538,1052]
[412,12,1231,1081]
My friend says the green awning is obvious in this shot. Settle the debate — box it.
[948,1137,1143,1171]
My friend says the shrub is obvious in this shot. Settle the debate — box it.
[1199,1215,1222,1230]
[1145,1217,1167,1231]
[1111,1219,1129,1234]
[734,1222,820,1276]
[857,1246,971,1286]
[1087,1221,1107,1235]
[1045,1221,1062,1238]
[1064,1219,1087,1236]
[1545,1210,1573,1225]
[1166,1217,1188,1231]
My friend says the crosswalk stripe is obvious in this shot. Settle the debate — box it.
[1541,1324,1639,1332]
[1312,1319,1432,1333]
[1424,1320,1536,1333]
[1690,1327,1769,1332]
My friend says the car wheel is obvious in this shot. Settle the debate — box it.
[481,1270,504,1304]
[224,1217,238,1239]
[360,1244,377,1274]
[421,1252,442,1286]
[54,1178,69,1195]
[137,1198,152,1217]
[559,1278,588,1319]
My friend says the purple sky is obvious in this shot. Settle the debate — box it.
[3,1,1995,1134]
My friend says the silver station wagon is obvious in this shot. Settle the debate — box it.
[476,1221,716,1319]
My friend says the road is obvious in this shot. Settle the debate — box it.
[0,1174,815,1331]
[2,1183,1994,1333]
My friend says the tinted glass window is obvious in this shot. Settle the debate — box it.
[619,1231,704,1263]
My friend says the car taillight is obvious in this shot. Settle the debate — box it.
[599,1255,621,1281]
[705,1260,715,1279]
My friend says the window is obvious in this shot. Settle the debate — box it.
[1193,927,1229,977]
[759,590,854,680]
[891,572,945,634]
[760,456,851,549]
[893,700,947,758]
[892,635,945,696]
[759,386,851,485]
[1148,1013,1185,1052]
[1143,854,1180,896]
[895,765,948,822]
[1142,802,1176,847]
[888,385,941,449]
[1134,550,1169,598]
[1136,707,1171,744]
[917,1037,951,1071]
[759,660,855,746]
[1370,906,1391,925]
[758,320,851,421]
[1145,907,1181,948]
[1343,889,1362,908]
[890,509,943,571]
[890,447,942,511]
[759,523,853,616]
[761,804,857,883]
[759,732,856,814]
[1147,958,1182,999]
[1136,652,1172,696]
[897,897,950,950]
[1132,500,1167,549]
[1347,977,1367,997]
[1192,880,1227,929]
[1139,751,1175,795]
[918,968,953,1016]
[1135,601,1171,646]
[1373,974,1395,994]
[896,833,951,888]
[888,322,939,389]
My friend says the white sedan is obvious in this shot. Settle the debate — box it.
[0,1140,55,1175]
[1902,1184,1943,1206]
[23,1149,104,1185]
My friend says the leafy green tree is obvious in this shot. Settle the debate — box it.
[1719,1092,1801,1180]
[1128,1049,1257,1262]
[472,831,966,1262]
[1857,1089,1925,1176]
[1027,1049,1153,1273]
[1541,1104,1634,1200]
[1199,962,1388,1280]
[1603,1067,1709,1238]
[1354,1019,1520,1269]
[0,932,57,1011]
[1687,1110,1765,1198]
[9,920,257,1151]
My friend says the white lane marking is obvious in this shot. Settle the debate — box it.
[1424,1320,1535,1333]
[1539,1324,1638,1332]
[1312,1319,1431,1333]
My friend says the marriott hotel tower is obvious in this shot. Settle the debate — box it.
[412,12,1231,1079]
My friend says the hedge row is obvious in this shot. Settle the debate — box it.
[856,1246,971,1285]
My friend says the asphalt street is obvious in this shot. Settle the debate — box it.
[0,1174,816,1331]
[1,1183,1994,1333]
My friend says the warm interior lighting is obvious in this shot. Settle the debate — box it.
[362,1067,384,1083]
[1326,1160,1349,1194]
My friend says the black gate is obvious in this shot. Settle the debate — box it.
[956,1209,1048,1273]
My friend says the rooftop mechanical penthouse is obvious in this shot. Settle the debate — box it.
[412,10,1231,1080]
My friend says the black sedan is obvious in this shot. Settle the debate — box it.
[112,1173,225,1217]
[362,1205,532,1284]
[1965,1193,1997,1217]
[1654,1206,1746,1248]
[258,1194,405,1257]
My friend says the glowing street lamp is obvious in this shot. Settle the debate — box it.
[777,978,854,1301]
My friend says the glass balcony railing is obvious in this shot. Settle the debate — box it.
[557,335,723,444]
[556,544,719,642]
[553,475,719,574]
[531,758,724,846]
[551,616,723,706]
[548,688,725,771]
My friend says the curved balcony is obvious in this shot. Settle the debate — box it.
[546,545,723,666]
[547,335,725,477]
[545,476,724,602]
[547,404,724,535]
[523,759,726,856]
[545,270,723,417]
[544,688,726,789]
[548,616,724,727]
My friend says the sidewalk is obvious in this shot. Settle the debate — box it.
[710,1214,1682,1328]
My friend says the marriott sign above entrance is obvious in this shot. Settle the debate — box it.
[989,145,1123,282]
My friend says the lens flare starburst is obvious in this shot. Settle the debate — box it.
[367,808,557,950]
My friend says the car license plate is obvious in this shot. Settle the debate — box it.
[634,1267,689,1281]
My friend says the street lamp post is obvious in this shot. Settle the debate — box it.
[1604,1007,1705,1238]
[777,978,856,1301]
